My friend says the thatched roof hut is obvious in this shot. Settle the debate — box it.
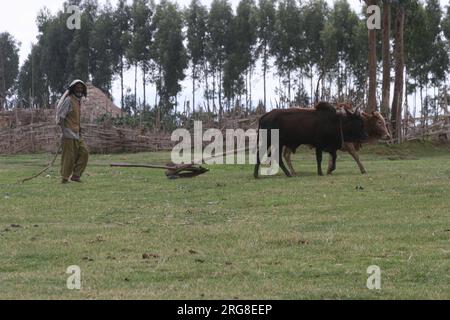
[0,83,122,130]
[82,82,122,121]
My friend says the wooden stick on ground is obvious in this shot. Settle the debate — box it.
[20,143,62,184]
[110,162,209,179]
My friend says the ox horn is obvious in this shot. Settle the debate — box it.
[344,107,353,117]
[337,107,346,117]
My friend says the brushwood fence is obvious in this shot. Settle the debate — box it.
[0,123,174,155]
[0,108,261,155]
[404,114,450,142]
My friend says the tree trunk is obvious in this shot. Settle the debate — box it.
[143,66,146,111]
[288,70,291,107]
[219,66,223,116]
[212,70,217,115]
[425,83,428,135]
[156,66,162,130]
[442,84,448,114]
[345,68,349,100]
[390,6,405,143]
[315,71,323,104]
[120,58,124,114]
[310,65,314,105]
[249,66,253,112]
[420,86,423,129]
[328,76,332,101]
[263,50,267,111]
[279,75,283,109]
[413,79,417,119]
[367,0,378,112]
[245,70,249,114]
[134,63,138,112]
[381,1,391,118]
[154,84,158,112]
[321,72,325,101]
[338,61,342,100]
[205,63,210,113]
[192,64,196,114]
[404,70,409,137]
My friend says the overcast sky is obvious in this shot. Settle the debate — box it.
[1,0,365,65]
[1,0,448,110]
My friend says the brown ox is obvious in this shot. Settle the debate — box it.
[283,107,390,175]
[254,102,367,178]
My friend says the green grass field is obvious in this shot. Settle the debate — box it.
[0,141,449,300]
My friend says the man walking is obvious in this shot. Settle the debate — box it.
[55,80,89,184]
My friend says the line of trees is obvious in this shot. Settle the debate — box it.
[0,0,449,138]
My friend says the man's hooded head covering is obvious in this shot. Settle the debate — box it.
[68,79,88,97]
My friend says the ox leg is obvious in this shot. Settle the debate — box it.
[347,144,367,174]
[327,151,337,175]
[283,147,297,176]
[254,143,261,179]
[278,148,293,177]
[327,154,334,174]
[253,164,260,179]
[316,148,323,176]
[254,128,269,179]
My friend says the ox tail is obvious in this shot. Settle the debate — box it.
[253,117,262,178]
[256,121,261,164]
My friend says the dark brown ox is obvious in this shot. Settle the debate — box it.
[254,102,367,178]
[283,108,390,175]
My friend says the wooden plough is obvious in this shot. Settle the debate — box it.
[110,162,209,179]
[110,147,251,179]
